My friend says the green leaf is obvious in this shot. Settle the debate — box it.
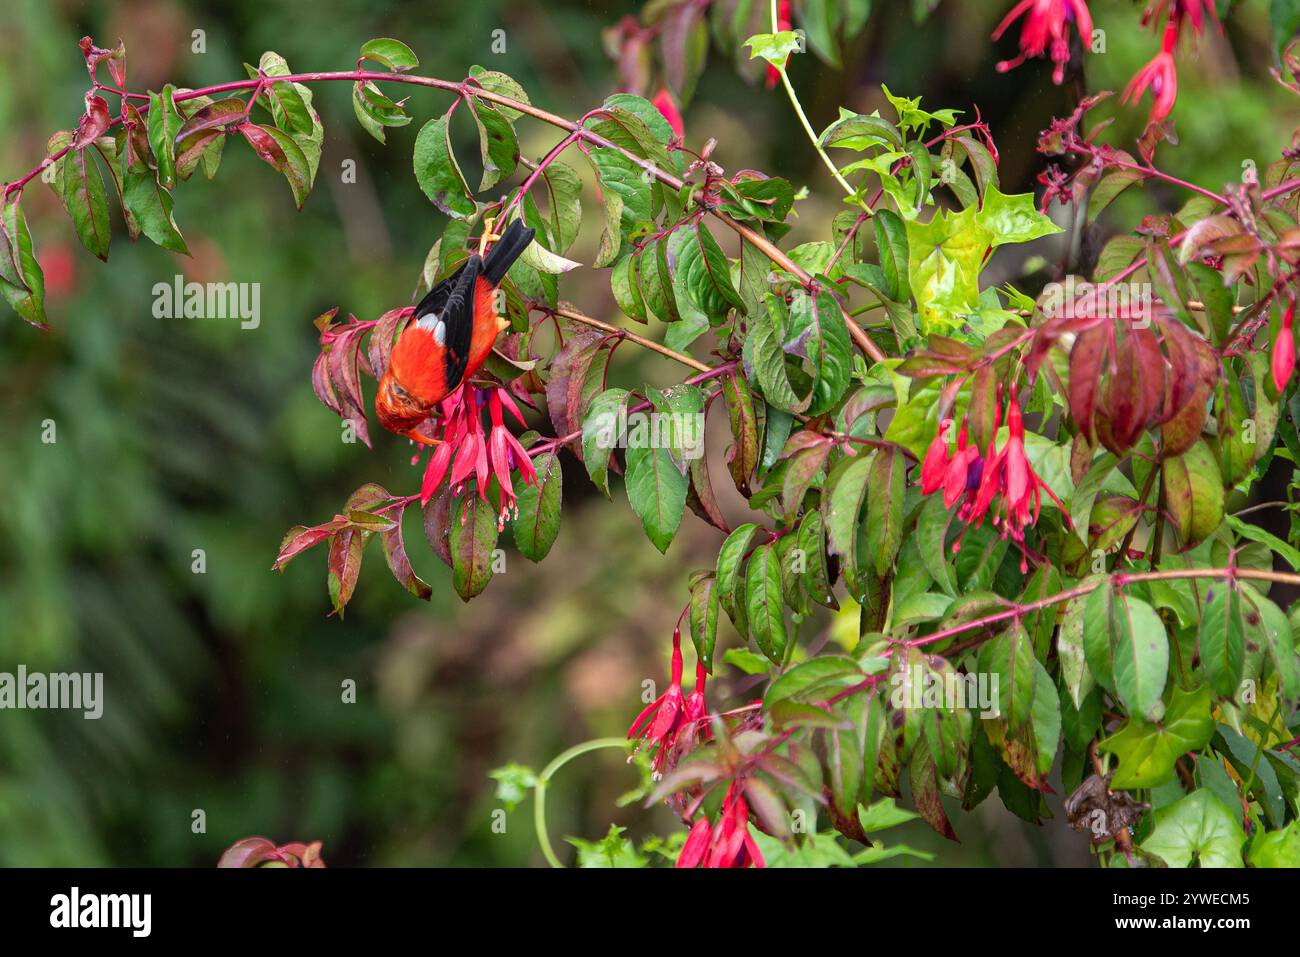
[873,208,909,302]
[1091,585,1169,721]
[1059,579,1103,709]
[581,388,629,498]
[1200,581,1246,699]
[587,149,652,229]
[469,99,519,191]
[787,282,852,415]
[1240,584,1300,700]
[625,438,688,553]
[823,452,873,580]
[468,66,531,121]
[797,509,837,608]
[0,196,46,327]
[865,446,904,577]
[1112,593,1170,723]
[359,37,419,72]
[766,656,863,707]
[1099,683,1215,789]
[1142,789,1245,868]
[122,169,188,254]
[567,823,647,868]
[746,543,788,663]
[252,53,314,134]
[916,492,956,596]
[147,84,182,190]
[716,523,761,631]
[689,572,720,671]
[413,114,477,219]
[820,109,902,151]
[450,488,499,600]
[723,647,772,675]
[1163,440,1224,546]
[976,621,1037,729]
[489,762,537,811]
[1248,818,1300,867]
[978,186,1065,245]
[858,797,920,833]
[1270,0,1300,56]
[905,203,988,334]
[352,81,410,143]
[743,295,811,414]
[744,30,802,68]
[536,162,582,255]
[56,147,110,261]
[677,222,746,319]
[513,452,562,561]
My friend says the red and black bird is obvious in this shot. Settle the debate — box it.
[375,219,535,444]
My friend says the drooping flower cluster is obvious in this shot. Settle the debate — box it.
[993,0,1217,125]
[993,0,1093,85]
[676,780,766,869]
[920,393,1068,571]
[1122,0,1217,125]
[418,383,537,529]
[627,624,709,776]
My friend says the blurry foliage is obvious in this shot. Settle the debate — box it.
[1,0,1295,866]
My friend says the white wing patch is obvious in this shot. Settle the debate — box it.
[416,312,448,345]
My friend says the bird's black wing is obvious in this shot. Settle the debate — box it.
[437,254,481,389]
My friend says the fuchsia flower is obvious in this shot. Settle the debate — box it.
[993,0,1093,85]
[676,780,766,869]
[1124,0,1219,125]
[1122,19,1179,125]
[921,396,1068,572]
[628,627,710,775]
[1274,298,1296,393]
[418,383,538,528]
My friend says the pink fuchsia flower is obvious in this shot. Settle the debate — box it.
[417,384,537,528]
[971,397,1069,570]
[628,630,710,775]
[920,428,950,494]
[1141,0,1218,34]
[993,0,1093,85]
[920,419,985,510]
[1122,19,1179,125]
[943,421,986,511]
[1274,298,1296,393]
[676,780,767,869]
[652,87,684,140]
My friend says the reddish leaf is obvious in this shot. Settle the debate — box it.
[422,486,454,567]
[380,503,432,600]
[367,307,412,381]
[73,93,112,148]
[1068,326,1107,443]
[238,122,288,170]
[326,527,367,616]
[177,98,247,142]
[273,518,345,570]
[1099,328,1165,453]
[544,326,607,447]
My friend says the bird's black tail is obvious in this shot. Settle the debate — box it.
[482,219,535,286]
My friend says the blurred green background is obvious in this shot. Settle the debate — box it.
[0,0,1295,866]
